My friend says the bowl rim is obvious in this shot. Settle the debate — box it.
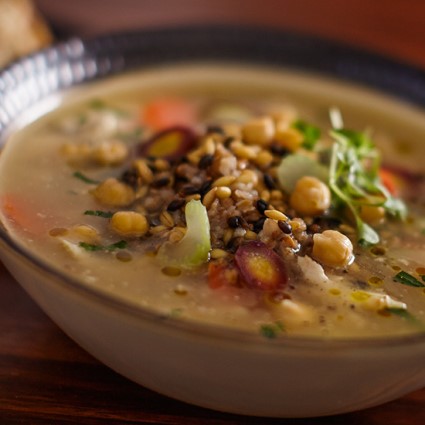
[1,25,425,349]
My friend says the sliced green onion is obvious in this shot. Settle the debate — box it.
[393,271,425,287]
[79,240,127,252]
[84,210,114,218]
[73,171,100,184]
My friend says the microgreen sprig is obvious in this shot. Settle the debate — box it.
[328,110,407,246]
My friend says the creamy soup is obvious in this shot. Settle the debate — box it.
[1,65,425,339]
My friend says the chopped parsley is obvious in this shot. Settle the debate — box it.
[259,321,285,339]
[393,271,425,288]
[79,240,128,252]
[84,210,114,218]
[73,171,100,184]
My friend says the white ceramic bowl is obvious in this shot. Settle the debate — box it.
[1,27,425,417]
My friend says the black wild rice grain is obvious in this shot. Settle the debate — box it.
[167,199,186,212]
[198,154,214,169]
[121,169,139,188]
[206,125,225,135]
[226,237,243,253]
[307,223,321,234]
[270,144,290,156]
[180,185,200,196]
[253,216,267,233]
[278,220,292,234]
[199,180,213,196]
[151,177,171,188]
[223,136,235,148]
[263,173,276,190]
[227,216,241,228]
[256,199,268,215]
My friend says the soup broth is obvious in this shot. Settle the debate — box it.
[1,64,425,339]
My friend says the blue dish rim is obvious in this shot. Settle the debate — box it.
[2,25,425,140]
[1,25,425,348]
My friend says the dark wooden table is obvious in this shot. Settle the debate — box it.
[2,1,425,423]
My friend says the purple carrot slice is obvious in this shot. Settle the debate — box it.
[138,126,197,160]
[235,241,288,291]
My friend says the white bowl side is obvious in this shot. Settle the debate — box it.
[1,239,425,418]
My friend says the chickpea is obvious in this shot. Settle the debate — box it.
[92,178,135,207]
[110,211,149,237]
[60,142,92,164]
[274,124,304,152]
[359,204,385,225]
[290,176,331,216]
[312,230,354,268]
[242,117,275,146]
[92,140,128,166]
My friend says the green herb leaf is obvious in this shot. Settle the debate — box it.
[79,240,127,252]
[84,210,114,218]
[357,219,380,247]
[73,171,100,184]
[393,271,425,287]
[117,127,143,142]
[259,321,285,339]
[89,98,129,117]
[89,98,106,110]
[385,307,410,319]
[385,307,425,330]
[170,308,184,318]
[292,120,321,150]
